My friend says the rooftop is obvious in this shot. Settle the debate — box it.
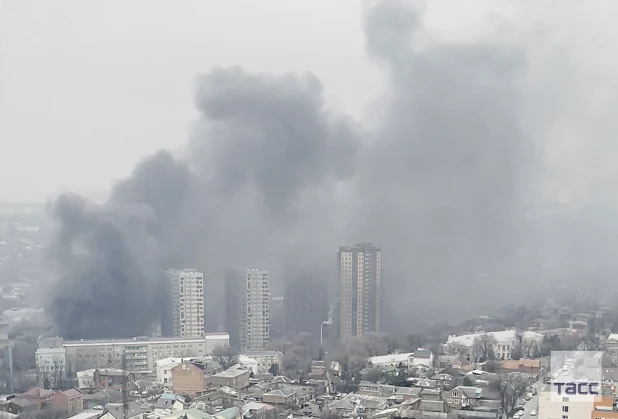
[241,351,283,357]
[446,330,543,346]
[369,353,413,365]
[214,366,250,379]
[64,334,229,346]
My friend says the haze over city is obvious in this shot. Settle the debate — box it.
[2,2,618,418]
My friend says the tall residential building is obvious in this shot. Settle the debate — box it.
[284,269,329,340]
[167,269,205,338]
[225,268,270,350]
[338,243,382,341]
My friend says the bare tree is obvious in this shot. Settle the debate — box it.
[212,345,239,370]
[473,334,497,362]
[491,373,527,416]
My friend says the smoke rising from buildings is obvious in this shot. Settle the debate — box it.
[45,0,613,337]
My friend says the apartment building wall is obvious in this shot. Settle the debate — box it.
[168,269,205,338]
[339,243,381,340]
[171,362,206,397]
[226,268,270,350]
[284,269,328,339]
[57,335,229,373]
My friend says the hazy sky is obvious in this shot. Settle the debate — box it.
[0,0,523,202]
[3,1,618,204]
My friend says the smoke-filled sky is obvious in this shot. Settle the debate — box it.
[4,0,618,337]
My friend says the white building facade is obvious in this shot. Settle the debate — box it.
[37,334,229,374]
[241,351,284,374]
[445,330,543,361]
[155,357,184,386]
[35,337,66,387]
[167,269,205,338]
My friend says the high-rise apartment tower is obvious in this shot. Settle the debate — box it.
[167,269,205,338]
[225,268,270,350]
[338,243,382,340]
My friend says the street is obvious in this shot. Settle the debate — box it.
[520,393,539,419]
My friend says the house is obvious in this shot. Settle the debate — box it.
[418,400,445,413]
[569,321,587,337]
[437,355,471,370]
[394,387,421,402]
[310,360,327,377]
[416,378,438,389]
[158,407,213,419]
[419,389,441,402]
[261,388,296,406]
[65,411,102,419]
[154,394,185,413]
[0,397,36,415]
[431,374,454,390]
[445,330,543,361]
[395,398,422,417]
[411,349,434,369]
[211,365,251,390]
[444,386,482,409]
[242,401,276,419]
[99,402,151,419]
[76,368,135,391]
[497,359,541,377]
[172,362,207,397]
[240,351,284,375]
[15,387,54,409]
[213,407,241,419]
[51,388,83,415]
[368,353,414,372]
[156,358,184,386]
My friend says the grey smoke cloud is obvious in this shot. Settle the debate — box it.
[47,66,361,338]
[46,0,600,336]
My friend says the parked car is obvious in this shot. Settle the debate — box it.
[530,410,537,416]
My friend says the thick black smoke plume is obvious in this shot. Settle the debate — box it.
[47,0,599,337]
[47,67,361,338]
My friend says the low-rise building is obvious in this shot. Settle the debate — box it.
[99,402,151,419]
[591,396,618,419]
[76,368,134,391]
[15,387,54,409]
[430,374,454,390]
[154,394,185,413]
[156,358,184,387]
[446,330,543,361]
[35,337,66,387]
[211,365,251,390]
[240,351,283,375]
[38,334,229,374]
[444,386,482,409]
[51,388,83,416]
[411,349,434,369]
[368,353,414,371]
[261,388,296,406]
[171,362,207,397]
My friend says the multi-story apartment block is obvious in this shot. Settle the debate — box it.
[284,268,329,340]
[35,337,67,387]
[241,350,284,374]
[338,243,382,341]
[36,334,229,375]
[167,269,205,338]
[225,268,270,350]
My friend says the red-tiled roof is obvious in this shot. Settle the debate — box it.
[61,388,82,398]
[19,387,55,398]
